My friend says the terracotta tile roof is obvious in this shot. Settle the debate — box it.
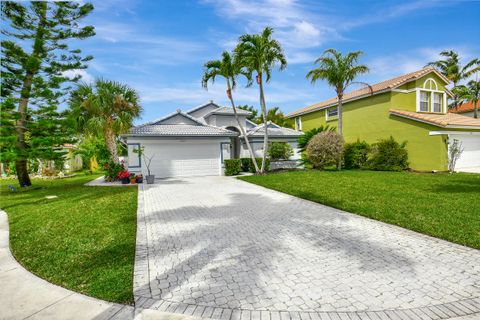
[287,67,450,118]
[449,101,477,114]
[390,109,480,128]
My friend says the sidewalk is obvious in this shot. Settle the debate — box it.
[0,210,202,320]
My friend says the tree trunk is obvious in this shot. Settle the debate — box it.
[258,73,268,174]
[14,3,47,187]
[474,100,478,119]
[105,128,119,164]
[15,73,35,187]
[226,81,259,173]
[337,93,343,170]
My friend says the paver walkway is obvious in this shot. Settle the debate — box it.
[134,176,480,320]
[0,210,201,320]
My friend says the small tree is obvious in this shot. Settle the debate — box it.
[69,79,142,164]
[268,142,293,160]
[306,131,344,169]
[448,139,463,172]
[133,146,154,177]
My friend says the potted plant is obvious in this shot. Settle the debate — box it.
[129,173,136,184]
[118,170,130,184]
[135,174,143,183]
[133,146,155,184]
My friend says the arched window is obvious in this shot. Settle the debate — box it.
[416,78,445,113]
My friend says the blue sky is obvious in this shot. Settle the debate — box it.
[76,0,480,123]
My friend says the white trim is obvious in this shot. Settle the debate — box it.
[326,106,339,120]
[415,88,446,113]
[422,78,438,91]
[429,131,480,136]
[392,88,417,93]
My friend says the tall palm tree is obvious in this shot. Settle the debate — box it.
[201,51,260,173]
[453,80,480,118]
[306,49,369,136]
[235,27,287,173]
[426,50,480,109]
[70,79,141,164]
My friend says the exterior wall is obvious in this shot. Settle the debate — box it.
[298,91,451,171]
[205,114,247,130]
[125,137,230,176]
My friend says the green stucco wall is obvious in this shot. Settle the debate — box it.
[299,92,450,171]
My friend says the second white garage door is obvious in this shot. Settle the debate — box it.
[452,134,480,172]
[144,141,221,178]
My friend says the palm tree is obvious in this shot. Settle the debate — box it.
[426,51,480,109]
[201,51,260,173]
[453,80,480,118]
[257,107,294,129]
[70,79,141,164]
[306,49,369,136]
[235,27,287,174]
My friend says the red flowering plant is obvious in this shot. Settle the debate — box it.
[117,170,130,180]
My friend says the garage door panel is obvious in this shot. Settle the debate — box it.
[453,135,480,170]
[140,142,221,178]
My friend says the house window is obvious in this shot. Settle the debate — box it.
[420,91,429,112]
[433,93,442,112]
[327,107,338,118]
[295,117,302,131]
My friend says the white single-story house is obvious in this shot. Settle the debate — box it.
[122,101,302,178]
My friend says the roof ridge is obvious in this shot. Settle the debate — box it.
[287,67,449,118]
[185,100,222,114]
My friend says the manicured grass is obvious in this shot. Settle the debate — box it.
[240,170,480,249]
[0,174,137,304]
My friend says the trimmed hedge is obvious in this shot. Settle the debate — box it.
[224,159,242,176]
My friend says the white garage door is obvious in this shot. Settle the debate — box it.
[452,135,480,171]
[143,141,221,178]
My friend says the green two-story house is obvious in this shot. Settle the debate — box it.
[287,67,480,172]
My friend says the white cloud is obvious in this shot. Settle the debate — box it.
[137,80,316,107]
[62,69,95,84]
[366,45,480,85]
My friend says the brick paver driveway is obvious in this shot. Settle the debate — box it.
[134,176,480,320]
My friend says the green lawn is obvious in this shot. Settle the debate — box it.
[240,170,480,249]
[0,174,137,304]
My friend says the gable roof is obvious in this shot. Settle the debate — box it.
[287,67,451,118]
[149,110,205,126]
[203,106,252,117]
[390,109,480,129]
[124,110,238,137]
[247,121,303,137]
[185,101,222,115]
[449,101,477,114]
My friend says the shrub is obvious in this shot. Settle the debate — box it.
[104,160,124,181]
[366,136,409,171]
[297,125,336,152]
[343,140,370,169]
[240,158,251,172]
[306,131,344,169]
[268,142,293,160]
[224,159,241,176]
